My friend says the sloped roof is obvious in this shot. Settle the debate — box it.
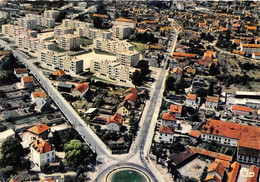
[247,165,259,182]
[208,161,225,177]
[159,125,174,135]
[106,114,123,126]
[206,96,219,103]
[170,105,182,114]
[22,76,34,83]
[116,18,136,23]
[171,67,183,76]
[227,162,240,182]
[124,93,138,103]
[189,130,201,138]
[27,123,50,134]
[53,69,65,76]
[172,52,197,58]
[31,138,52,154]
[9,179,19,182]
[124,87,138,95]
[205,175,221,182]
[117,100,130,110]
[187,94,197,100]
[73,83,89,93]
[162,112,176,121]
[14,68,28,74]
[32,91,47,98]
[231,105,250,112]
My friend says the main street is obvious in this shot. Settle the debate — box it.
[0,23,178,181]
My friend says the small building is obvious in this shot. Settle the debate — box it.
[30,138,55,168]
[51,69,66,80]
[27,123,50,141]
[158,125,175,143]
[169,104,183,117]
[247,165,259,182]
[14,68,28,78]
[252,52,260,60]
[205,160,226,182]
[31,91,47,103]
[72,83,89,98]
[124,87,138,97]
[231,105,250,115]
[124,93,138,108]
[35,98,52,112]
[226,162,240,182]
[57,82,75,92]
[185,94,200,109]
[205,96,219,109]
[21,76,34,88]
[162,112,179,129]
[106,114,123,131]
[116,101,131,116]
[0,129,15,148]
[171,67,182,81]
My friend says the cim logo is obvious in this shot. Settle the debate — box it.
[240,167,255,178]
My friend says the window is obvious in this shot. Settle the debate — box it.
[159,137,162,140]
[52,152,54,156]
[47,154,49,157]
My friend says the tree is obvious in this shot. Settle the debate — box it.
[209,63,220,76]
[1,137,26,168]
[208,80,214,96]
[64,139,94,169]
[50,131,62,151]
[0,90,6,99]
[165,76,176,91]
[131,70,143,86]
[0,124,7,132]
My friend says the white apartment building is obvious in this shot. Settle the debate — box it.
[76,27,112,39]
[111,25,131,39]
[57,34,80,51]
[18,17,37,30]
[90,59,136,83]
[240,43,260,54]
[115,18,137,29]
[62,19,94,29]
[25,14,55,28]
[39,50,83,74]
[116,51,140,67]
[54,26,74,39]
[2,24,37,38]
[93,38,134,54]
[30,138,55,168]
[44,10,60,20]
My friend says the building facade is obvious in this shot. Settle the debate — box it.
[116,51,140,67]
[111,25,131,39]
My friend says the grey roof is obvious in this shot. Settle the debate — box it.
[36,98,50,110]
[57,82,74,88]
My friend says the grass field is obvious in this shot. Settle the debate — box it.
[80,37,93,45]
[129,41,147,53]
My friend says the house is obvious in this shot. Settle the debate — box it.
[158,125,175,143]
[116,101,131,116]
[0,129,15,148]
[124,87,138,97]
[14,68,28,78]
[57,82,75,92]
[205,160,226,182]
[124,93,138,108]
[106,114,123,131]
[51,69,66,80]
[162,112,179,129]
[30,138,55,168]
[170,104,182,117]
[31,91,47,103]
[170,67,182,81]
[27,123,50,141]
[247,165,259,182]
[227,162,240,182]
[231,105,251,115]
[72,83,89,98]
[36,98,52,112]
[205,96,219,109]
[185,94,200,109]
[21,76,34,87]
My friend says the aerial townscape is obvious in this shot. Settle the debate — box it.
[0,0,259,182]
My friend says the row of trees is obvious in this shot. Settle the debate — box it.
[131,60,151,86]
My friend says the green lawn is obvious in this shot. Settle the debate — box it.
[80,37,93,45]
[93,48,115,56]
[80,72,108,81]
[129,41,147,53]
[54,44,67,53]
[45,36,54,41]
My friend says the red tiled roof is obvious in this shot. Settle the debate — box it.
[242,44,260,48]
[189,130,201,138]
[208,160,225,177]
[73,83,89,93]
[187,94,196,100]
[247,165,259,182]
[233,50,246,56]
[124,93,138,103]
[253,52,260,56]
[172,52,197,58]
[15,68,28,74]
[93,14,108,18]
[32,91,47,98]
[106,114,123,126]
[162,112,176,121]
[205,175,221,182]
[199,22,207,27]
[31,138,51,154]
[124,87,138,95]
[27,123,50,134]
[22,76,34,83]
[159,125,174,135]
[9,179,19,182]
[206,96,219,103]
[53,69,65,76]
[170,105,182,114]
[231,105,250,112]
[202,50,214,62]
[40,177,55,182]
[215,159,230,169]
[116,18,136,23]
[0,50,11,56]
[171,67,182,76]
[227,162,240,182]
